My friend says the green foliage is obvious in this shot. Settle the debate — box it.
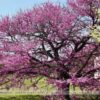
[90,25,100,42]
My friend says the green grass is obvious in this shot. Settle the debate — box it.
[0,95,41,100]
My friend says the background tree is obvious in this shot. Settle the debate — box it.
[0,0,100,99]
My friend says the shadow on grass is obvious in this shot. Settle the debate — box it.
[0,95,41,100]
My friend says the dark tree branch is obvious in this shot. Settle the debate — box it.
[76,45,99,77]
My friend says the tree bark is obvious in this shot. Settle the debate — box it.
[60,71,71,100]
[63,83,70,100]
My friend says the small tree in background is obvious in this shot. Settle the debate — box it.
[0,0,100,99]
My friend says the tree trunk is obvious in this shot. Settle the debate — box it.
[59,71,71,100]
[62,83,70,100]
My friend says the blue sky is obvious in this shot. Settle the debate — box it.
[0,0,66,17]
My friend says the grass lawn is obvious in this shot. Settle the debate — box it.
[0,95,41,100]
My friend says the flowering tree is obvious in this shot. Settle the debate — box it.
[0,0,100,99]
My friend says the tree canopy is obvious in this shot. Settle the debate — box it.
[0,0,100,99]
